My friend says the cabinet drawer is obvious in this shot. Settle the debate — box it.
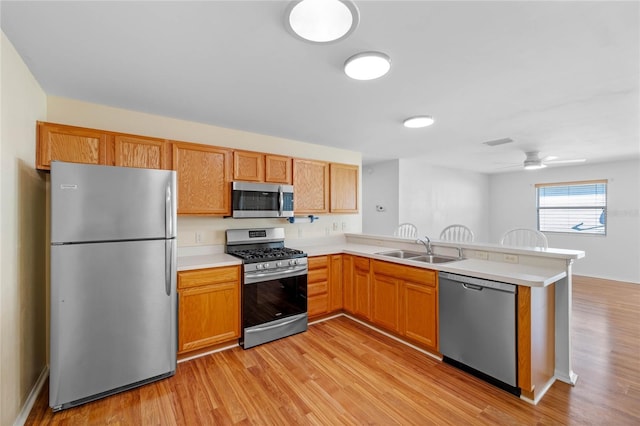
[178,266,240,289]
[308,255,329,270]
[372,261,436,287]
[354,256,370,271]
[308,294,329,317]
[308,268,328,284]
[308,281,328,297]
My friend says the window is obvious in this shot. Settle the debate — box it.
[536,180,607,235]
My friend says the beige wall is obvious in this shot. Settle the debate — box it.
[1,32,48,425]
[46,97,363,247]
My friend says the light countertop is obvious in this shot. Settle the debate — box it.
[178,241,570,287]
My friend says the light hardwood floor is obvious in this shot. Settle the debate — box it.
[26,275,640,425]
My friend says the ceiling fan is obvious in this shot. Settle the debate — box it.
[497,150,587,171]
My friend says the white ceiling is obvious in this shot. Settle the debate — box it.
[2,1,638,173]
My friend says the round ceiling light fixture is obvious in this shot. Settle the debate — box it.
[286,0,359,43]
[344,51,392,80]
[403,115,435,128]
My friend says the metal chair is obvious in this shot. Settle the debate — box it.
[500,228,548,249]
[393,223,418,238]
[439,224,475,242]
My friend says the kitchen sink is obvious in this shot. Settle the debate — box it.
[376,250,463,264]
[376,250,424,259]
[409,255,461,264]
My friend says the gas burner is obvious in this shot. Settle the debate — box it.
[231,247,306,263]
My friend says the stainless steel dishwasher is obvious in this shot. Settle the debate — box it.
[438,271,520,396]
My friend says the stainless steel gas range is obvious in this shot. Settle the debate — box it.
[226,227,308,349]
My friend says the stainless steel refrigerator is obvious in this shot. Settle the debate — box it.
[49,161,177,411]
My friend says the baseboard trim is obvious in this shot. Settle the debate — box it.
[13,365,49,426]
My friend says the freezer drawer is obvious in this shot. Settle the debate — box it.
[50,239,177,409]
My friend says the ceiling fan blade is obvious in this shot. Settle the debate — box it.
[545,158,586,165]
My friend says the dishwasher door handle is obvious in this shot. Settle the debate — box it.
[462,283,484,291]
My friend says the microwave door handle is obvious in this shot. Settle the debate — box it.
[278,185,284,217]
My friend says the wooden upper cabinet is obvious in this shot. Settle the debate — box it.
[172,142,232,215]
[293,158,329,213]
[36,121,109,170]
[114,135,168,169]
[265,154,292,184]
[233,151,292,184]
[330,163,359,213]
[233,150,264,182]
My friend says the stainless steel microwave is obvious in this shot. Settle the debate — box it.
[231,182,294,218]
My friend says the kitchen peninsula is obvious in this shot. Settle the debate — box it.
[177,232,585,405]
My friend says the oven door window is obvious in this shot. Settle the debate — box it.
[243,275,307,328]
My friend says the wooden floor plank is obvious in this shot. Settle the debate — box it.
[26,275,640,425]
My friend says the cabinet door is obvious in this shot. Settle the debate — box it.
[329,254,343,312]
[172,142,232,215]
[37,122,109,170]
[372,271,401,332]
[402,281,437,349]
[342,255,354,313]
[353,257,371,320]
[265,155,292,184]
[330,163,359,213]
[293,159,329,213]
[233,150,264,182]
[178,282,240,353]
[178,266,240,354]
[114,135,168,169]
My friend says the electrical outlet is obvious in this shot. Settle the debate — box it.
[342,222,347,231]
[195,232,203,243]
[325,227,330,236]
[332,222,338,231]
[475,251,489,260]
[504,254,519,264]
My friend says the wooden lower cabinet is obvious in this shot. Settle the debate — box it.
[308,256,330,317]
[353,257,371,320]
[518,283,555,400]
[372,260,438,350]
[177,266,241,354]
[308,254,344,318]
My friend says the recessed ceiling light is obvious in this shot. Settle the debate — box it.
[344,52,391,80]
[403,116,435,128]
[286,0,359,43]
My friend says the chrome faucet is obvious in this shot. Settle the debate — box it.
[417,236,433,255]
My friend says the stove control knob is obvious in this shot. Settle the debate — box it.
[276,261,283,267]
[263,263,270,269]
[289,259,298,266]
[256,264,264,270]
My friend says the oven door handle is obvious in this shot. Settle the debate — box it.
[244,267,307,284]
[245,316,302,333]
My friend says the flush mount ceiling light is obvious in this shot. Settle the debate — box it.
[403,115,435,128]
[286,0,359,43]
[344,51,391,80]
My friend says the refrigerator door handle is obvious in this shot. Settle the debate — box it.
[165,184,173,238]
[165,240,172,296]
